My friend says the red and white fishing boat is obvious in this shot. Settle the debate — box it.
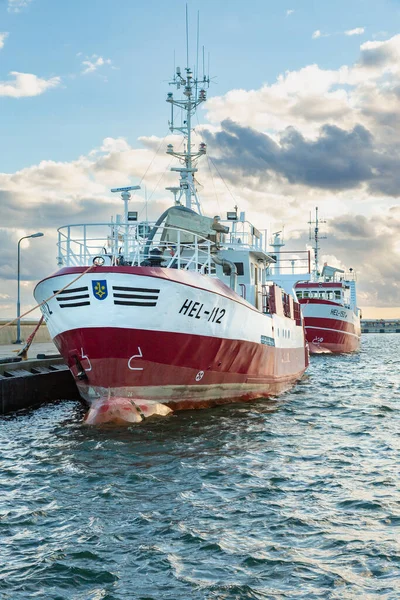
[268,209,361,354]
[34,55,308,424]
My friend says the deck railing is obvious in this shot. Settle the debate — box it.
[267,250,311,275]
[57,221,215,274]
[219,220,268,252]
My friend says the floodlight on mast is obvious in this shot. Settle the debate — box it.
[111,185,141,258]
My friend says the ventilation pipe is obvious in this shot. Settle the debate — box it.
[212,255,237,292]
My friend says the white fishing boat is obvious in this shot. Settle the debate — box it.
[34,48,308,423]
[268,209,361,354]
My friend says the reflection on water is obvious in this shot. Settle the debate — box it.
[0,334,399,599]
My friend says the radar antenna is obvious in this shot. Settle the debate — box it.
[309,207,326,279]
[166,7,210,214]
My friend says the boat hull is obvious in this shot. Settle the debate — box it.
[54,326,307,408]
[34,266,308,414]
[299,300,361,353]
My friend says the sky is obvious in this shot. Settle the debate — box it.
[1,0,400,320]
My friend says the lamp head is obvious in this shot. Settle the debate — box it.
[30,232,44,238]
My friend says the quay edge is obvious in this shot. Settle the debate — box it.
[0,356,80,415]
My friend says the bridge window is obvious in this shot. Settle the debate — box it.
[222,261,244,276]
[235,262,244,276]
[335,291,341,300]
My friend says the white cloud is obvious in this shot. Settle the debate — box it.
[81,55,113,75]
[1,33,400,314]
[200,32,400,309]
[205,34,400,145]
[7,0,33,12]
[312,29,332,40]
[286,9,294,16]
[100,137,131,153]
[345,27,365,36]
[0,32,9,50]
[0,130,399,313]
[0,72,61,98]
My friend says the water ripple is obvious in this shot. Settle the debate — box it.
[0,334,399,599]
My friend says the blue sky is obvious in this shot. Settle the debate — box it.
[1,0,399,171]
[1,0,400,318]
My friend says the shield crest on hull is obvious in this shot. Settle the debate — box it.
[92,280,108,300]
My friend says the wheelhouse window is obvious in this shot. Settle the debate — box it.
[223,262,244,276]
[335,290,341,300]
[235,262,244,276]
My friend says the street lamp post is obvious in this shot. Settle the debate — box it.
[15,232,44,344]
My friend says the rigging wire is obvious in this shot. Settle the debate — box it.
[137,137,185,218]
[206,155,221,213]
[138,133,169,186]
[193,112,223,212]
[207,155,238,206]
[193,95,238,213]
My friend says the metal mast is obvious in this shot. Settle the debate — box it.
[270,231,285,276]
[165,10,210,214]
[309,206,326,279]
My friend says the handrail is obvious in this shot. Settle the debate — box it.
[56,221,215,275]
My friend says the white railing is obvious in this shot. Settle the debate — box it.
[57,221,215,274]
[219,220,267,252]
[340,271,357,282]
[266,250,311,276]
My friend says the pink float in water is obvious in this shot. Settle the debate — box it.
[83,397,172,425]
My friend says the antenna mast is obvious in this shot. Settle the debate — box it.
[165,8,210,214]
[309,206,326,279]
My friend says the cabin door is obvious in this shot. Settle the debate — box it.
[254,264,261,309]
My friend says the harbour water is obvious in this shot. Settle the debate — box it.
[0,334,399,599]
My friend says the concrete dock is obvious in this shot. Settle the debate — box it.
[0,341,58,359]
[361,319,400,333]
[0,320,52,345]
[0,342,80,415]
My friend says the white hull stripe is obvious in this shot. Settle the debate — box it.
[305,325,360,339]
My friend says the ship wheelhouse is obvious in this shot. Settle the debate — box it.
[295,263,357,312]
[295,283,349,306]
[55,204,302,319]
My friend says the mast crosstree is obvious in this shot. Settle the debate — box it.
[165,11,210,214]
[309,207,326,279]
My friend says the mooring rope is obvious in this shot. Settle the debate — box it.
[0,264,95,334]
[16,315,44,360]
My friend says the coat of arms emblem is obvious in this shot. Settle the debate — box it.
[92,280,108,300]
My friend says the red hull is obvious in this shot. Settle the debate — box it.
[304,317,360,353]
[55,327,307,408]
